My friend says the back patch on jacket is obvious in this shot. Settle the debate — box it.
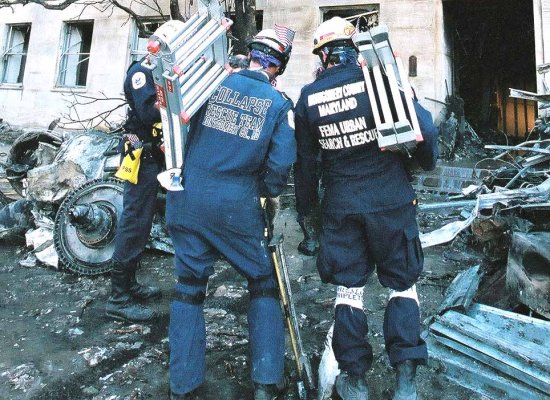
[202,85,273,141]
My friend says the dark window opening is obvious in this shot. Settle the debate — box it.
[130,19,164,63]
[57,21,94,88]
[443,0,536,139]
[322,5,379,29]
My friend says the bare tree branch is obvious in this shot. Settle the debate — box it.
[232,0,256,54]
[169,0,184,21]
[110,0,149,36]
[60,91,126,132]
[0,0,83,10]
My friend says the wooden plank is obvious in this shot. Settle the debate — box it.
[436,265,481,315]
[467,303,550,345]
[509,88,550,102]
[428,338,548,400]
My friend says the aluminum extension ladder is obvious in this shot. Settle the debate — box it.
[143,11,233,190]
[352,25,423,153]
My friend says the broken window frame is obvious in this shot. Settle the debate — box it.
[0,23,32,85]
[57,21,94,88]
[128,18,165,64]
[320,4,379,28]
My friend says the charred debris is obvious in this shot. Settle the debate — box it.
[1,82,550,399]
[413,80,550,397]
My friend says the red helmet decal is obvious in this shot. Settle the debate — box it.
[319,32,335,41]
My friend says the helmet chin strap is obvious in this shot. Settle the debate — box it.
[321,47,335,69]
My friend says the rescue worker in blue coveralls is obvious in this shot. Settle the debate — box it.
[165,27,296,400]
[294,18,439,400]
[105,57,163,323]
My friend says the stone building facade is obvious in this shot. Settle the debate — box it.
[0,0,549,133]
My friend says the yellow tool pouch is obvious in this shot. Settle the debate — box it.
[115,142,142,184]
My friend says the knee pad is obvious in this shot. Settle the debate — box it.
[335,286,364,310]
[248,276,279,300]
[174,276,208,305]
[388,284,419,306]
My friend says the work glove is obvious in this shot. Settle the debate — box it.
[297,213,319,256]
[265,196,280,233]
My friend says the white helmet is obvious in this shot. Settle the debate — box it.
[312,17,356,54]
[248,28,293,74]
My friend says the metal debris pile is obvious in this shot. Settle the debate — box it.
[427,266,550,400]
[415,122,550,399]
[1,93,550,399]
[0,126,174,273]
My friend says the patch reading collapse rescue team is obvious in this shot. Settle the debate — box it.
[307,80,378,150]
[202,85,272,141]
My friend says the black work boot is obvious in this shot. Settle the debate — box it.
[128,262,161,301]
[335,372,369,400]
[105,263,155,322]
[253,378,287,400]
[169,391,187,400]
[168,388,200,400]
[393,360,417,400]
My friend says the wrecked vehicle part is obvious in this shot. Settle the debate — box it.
[54,178,174,275]
[0,199,34,241]
[486,139,550,188]
[487,143,550,157]
[4,129,120,202]
[148,219,174,255]
[54,178,124,275]
[506,232,550,319]
[417,199,476,211]
[24,131,120,203]
[420,213,475,248]
[436,265,482,316]
[471,215,508,244]
[438,113,458,160]
[26,226,57,268]
[5,131,63,197]
[515,202,550,225]
[476,177,550,212]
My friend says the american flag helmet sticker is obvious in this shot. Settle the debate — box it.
[274,24,296,48]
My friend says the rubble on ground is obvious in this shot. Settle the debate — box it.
[0,113,549,399]
[427,265,550,400]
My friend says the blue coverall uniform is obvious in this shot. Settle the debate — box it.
[294,63,438,376]
[166,69,296,396]
[112,60,162,269]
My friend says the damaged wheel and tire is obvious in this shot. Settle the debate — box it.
[54,178,124,275]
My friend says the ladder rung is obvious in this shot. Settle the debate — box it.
[181,69,228,124]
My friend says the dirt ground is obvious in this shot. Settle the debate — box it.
[0,195,488,400]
